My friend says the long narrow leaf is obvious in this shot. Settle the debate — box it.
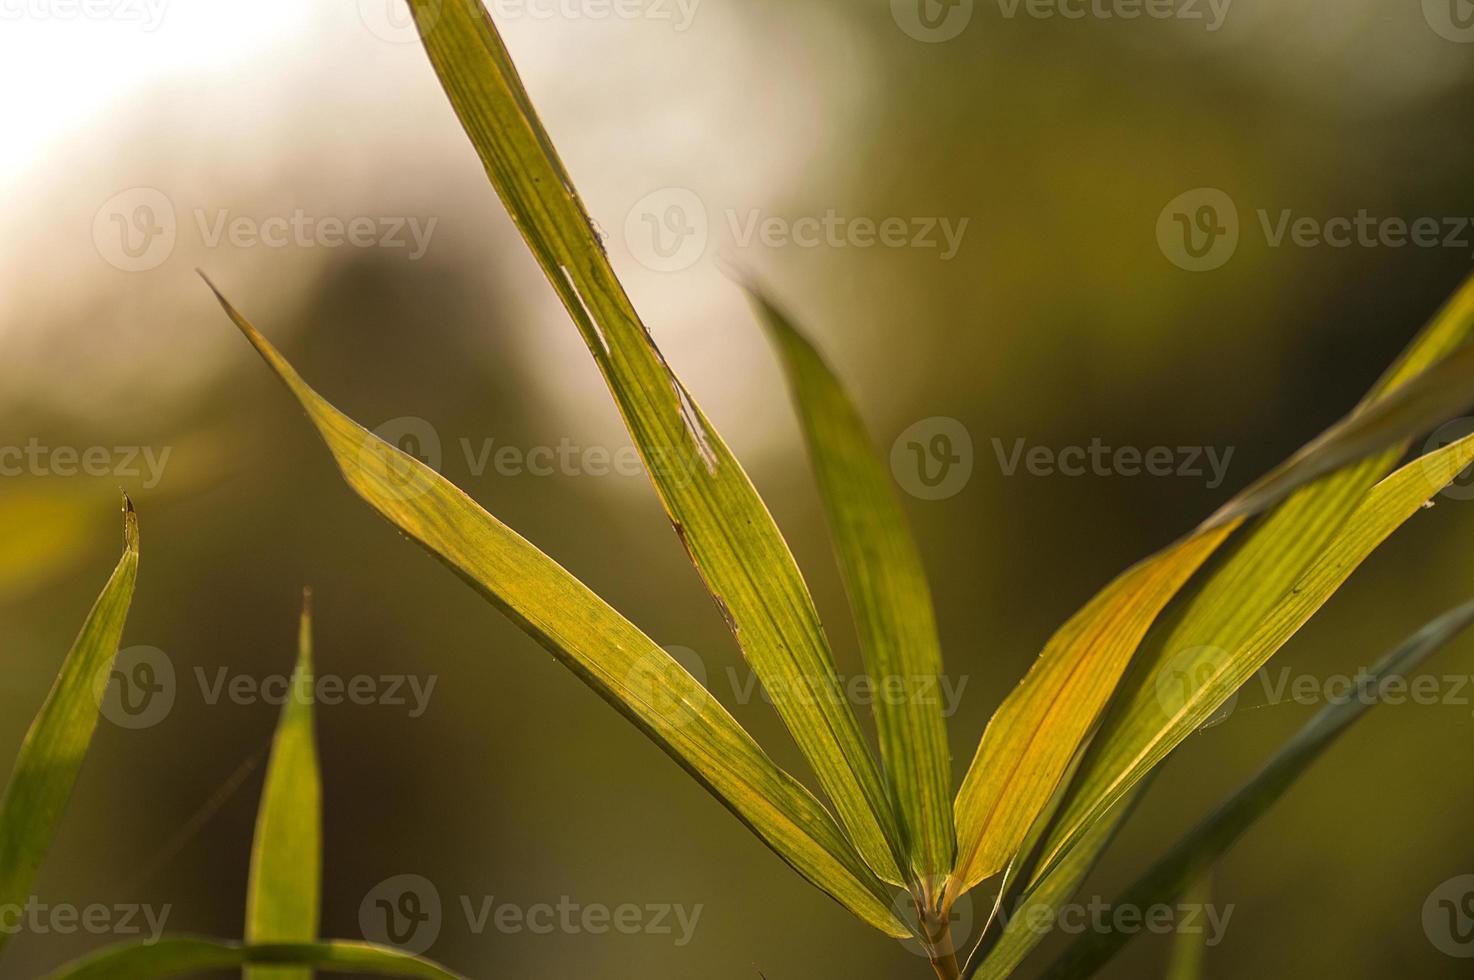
[246,591,322,978]
[0,497,139,962]
[964,278,1474,973]
[747,287,955,885]
[1034,599,1474,979]
[1030,431,1474,885]
[203,279,908,937]
[44,938,465,980]
[952,274,1474,895]
[968,433,1474,978]
[405,0,906,883]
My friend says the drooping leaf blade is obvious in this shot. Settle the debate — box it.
[1032,599,1474,980]
[245,591,322,978]
[404,0,906,883]
[951,274,1474,894]
[43,938,466,980]
[747,287,955,884]
[0,497,139,962]
[203,279,908,938]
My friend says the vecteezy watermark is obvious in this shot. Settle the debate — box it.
[1424,418,1474,501]
[1153,644,1474,731]
[623,645,972,730]
[357,0,698,41]
[1424,874,1474,957]
[891,417,975,501]
[891,0,1230,42]
[1002,896,1233,945]
[1157,187,1474,272]
[0,439,172,489]
[365,416,703,502]
[359,875,702,955]
[93,646,437,730]
[92,187,438,272]
[0,898,171,944]
[0,0,167,30]
[623,188,969,273]
[991,437,1234,488]
[1424,0,1474,43]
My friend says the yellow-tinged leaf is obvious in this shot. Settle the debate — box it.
[0,497,139,963]
[404,0,907,885]
[204,278,910,938]
[747,287,955,886]
[1026,600,1474,980]
[246,591,323,979]
[1031,432,1474,881]
[952,273,1474,896]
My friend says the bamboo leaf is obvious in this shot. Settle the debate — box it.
[246,591,322,979]
[1030,430,1474,886]
[203,279,909,938]
[960,278,1474,974]
[747,287,955,885]
[43,938,466,980]
[403,0,906,883]
[972,436,1474,978]
[951,275,1474,896]
[1032,599,1474,980]
[0,496,139,963]
[1164,874,1210,980]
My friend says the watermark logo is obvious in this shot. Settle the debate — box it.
[361,874,443,954]
[1159,190,1474,271]
[0,0,167,30]
[1423,418,1474,501]
[360,876,702,950]
[1423,0,1474,43]
[93,187,176,273]
[1003,896,1233,945]
[1424,875,1474,957]
[891,0,975,42]
[0,440,172,488]
[891,417,974,500]
[990,438,1234,488]
[92,189,437,272]
[358,0,441,43]
[95,646,176,730]
[1154,646,1238,730]
[367,416,444,502]
[624,189,970,272]
[891,879,974,959]
[0,898,171,942]
[625,188,709,273]
[1156,188,1239,272]
[623,644,709,730]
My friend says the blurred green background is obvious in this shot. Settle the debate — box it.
[3,1,1474,977]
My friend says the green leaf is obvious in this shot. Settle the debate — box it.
[404,0,906,885]
[0,496,139,963]
[961,278,1474,975]
[43,938,466,980]
[1032,599,1474,980]
[951,275,1474,896]
[1164,874,1211,980]
[202,278,909,938]
[967,433,1474,979]
[246,590,322,979]
[1030,432,1474,887]
[746,287,955,886]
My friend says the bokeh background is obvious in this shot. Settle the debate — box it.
[4,0,1474,977]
